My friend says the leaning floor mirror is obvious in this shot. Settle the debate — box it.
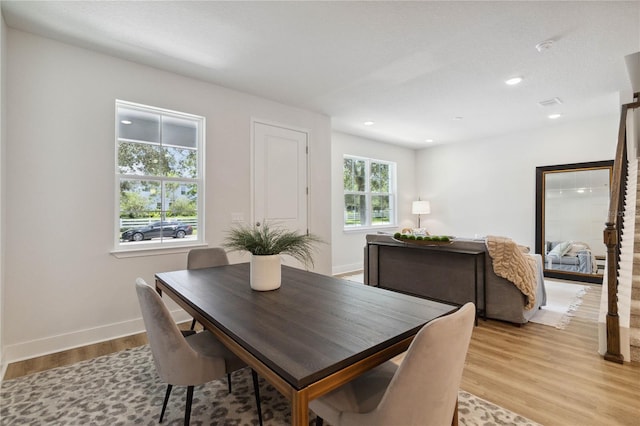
[535,160,613,284]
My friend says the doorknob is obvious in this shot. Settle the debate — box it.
[256,221,261,227]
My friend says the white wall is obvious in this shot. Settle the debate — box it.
[331,132,416,274]
[415,115,618,250]
[3,29,332,362]
[0,11,6,375]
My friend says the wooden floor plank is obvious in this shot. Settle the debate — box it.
[3,285,639,425]
[460,285,640,425]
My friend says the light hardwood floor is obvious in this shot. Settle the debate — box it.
[461,285,640,426]
[3,284,640,425]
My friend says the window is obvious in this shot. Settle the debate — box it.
[343,155,396,229]
[115,100,203,249]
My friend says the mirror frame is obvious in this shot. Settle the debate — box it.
[535,160,613,284]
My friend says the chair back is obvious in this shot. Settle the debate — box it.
[135,278,223,385]
[187,247,229,270]
[373,303,475,425]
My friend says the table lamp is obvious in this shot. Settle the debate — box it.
[411,200,430,228]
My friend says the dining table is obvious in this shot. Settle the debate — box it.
[155,262,458,426]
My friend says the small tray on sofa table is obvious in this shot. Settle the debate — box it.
[392,237,454,246]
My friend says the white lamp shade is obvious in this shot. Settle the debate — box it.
[412,200,431,215]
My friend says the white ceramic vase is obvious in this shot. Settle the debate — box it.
[250,254,282,291]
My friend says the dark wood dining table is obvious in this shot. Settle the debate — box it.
[155,263,458,426]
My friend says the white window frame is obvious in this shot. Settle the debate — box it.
[113,100,205,254]
[343,155,397,231]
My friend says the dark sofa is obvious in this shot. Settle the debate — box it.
[364,234,546,324]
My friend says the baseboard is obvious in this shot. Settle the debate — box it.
[332,263,362,276]
[3,309,191,364]
[0,357,6,381]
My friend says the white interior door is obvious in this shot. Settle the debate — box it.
[253,121,308,268]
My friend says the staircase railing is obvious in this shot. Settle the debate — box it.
[604,93,639,363]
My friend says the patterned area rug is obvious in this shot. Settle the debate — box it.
[0,345,540,425]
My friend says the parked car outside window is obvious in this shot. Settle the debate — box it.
[121,221,193,242]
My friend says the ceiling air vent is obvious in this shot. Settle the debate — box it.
[538,97,563,107]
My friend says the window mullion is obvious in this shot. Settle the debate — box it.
[159,115,165,234]
[366,159,372,227]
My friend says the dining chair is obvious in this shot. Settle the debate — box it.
[186,247,229,330]
[135,278,263,426]
[187,247,240,393]
[310,302,475,426]
[187,246,229,270]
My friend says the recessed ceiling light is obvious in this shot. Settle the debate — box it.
[425,139,434,143]
[548,113,562,119]
[505,77,523,86]
[363,121,375,126]
[120,120,132,125]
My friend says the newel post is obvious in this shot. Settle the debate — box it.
[603,224,623,363]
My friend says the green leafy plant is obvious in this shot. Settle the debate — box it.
[223,222,323,267]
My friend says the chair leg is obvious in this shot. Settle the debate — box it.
[190,318,197,330]
[184,385,194,426]
[227,373,232,393]
[251,369,263,426]
[451,396,459,425]
[160,384,172,423]
[316,415,324,426]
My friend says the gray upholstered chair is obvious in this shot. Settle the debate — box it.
[187,247,229,330]
[187,247,239,393]
[187,246,229,270]
[310,302,475,426]
[135,278,262,426]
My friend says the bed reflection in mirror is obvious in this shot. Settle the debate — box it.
[535,161,613,284]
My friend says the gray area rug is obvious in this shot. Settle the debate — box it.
[1,345,540,425]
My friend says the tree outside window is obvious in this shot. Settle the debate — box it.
[116,101,203,247]
[343,156,396,228]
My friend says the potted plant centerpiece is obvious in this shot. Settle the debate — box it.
[223,222,323,291]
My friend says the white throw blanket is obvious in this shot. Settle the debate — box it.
[485,235,538,310]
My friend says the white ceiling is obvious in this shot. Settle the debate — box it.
[2,1,639,148]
